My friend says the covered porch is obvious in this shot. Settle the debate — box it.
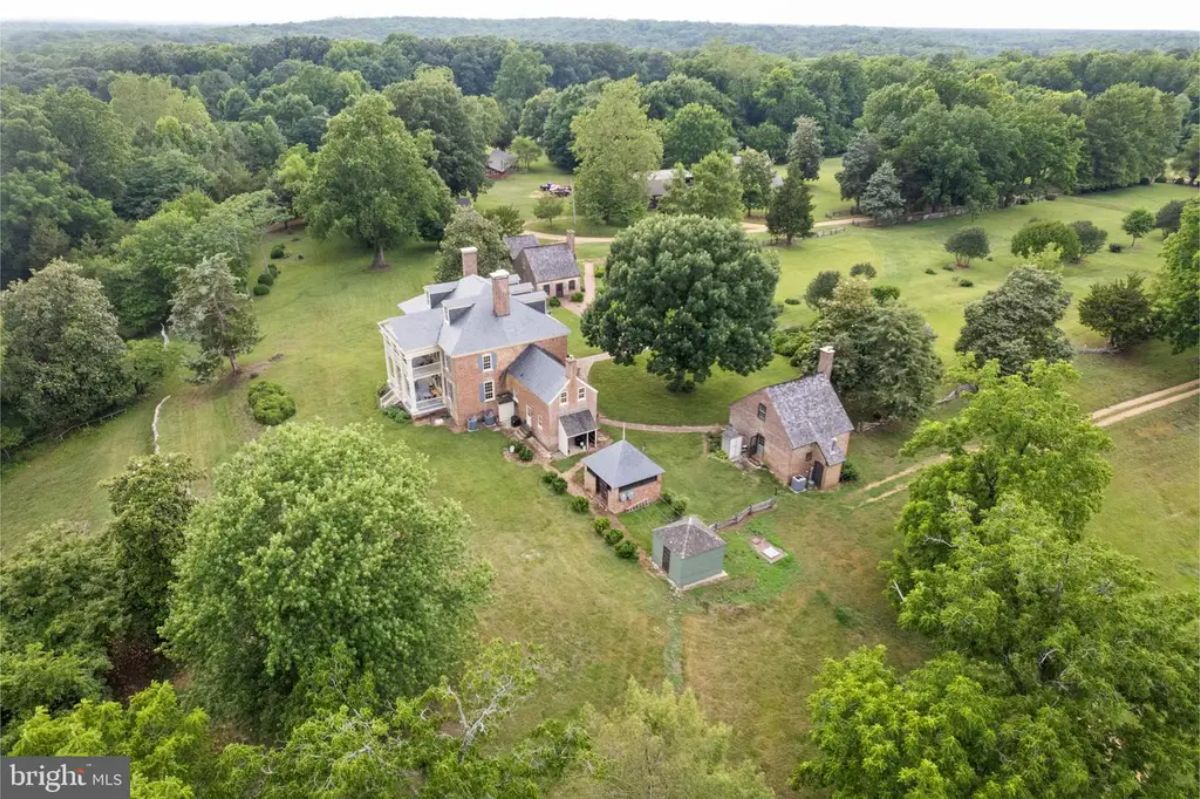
[558,409,597,456]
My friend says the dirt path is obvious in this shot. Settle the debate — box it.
[561,260,596,317]
[597,415,721,434]
[576,352,611,379]
[854,380,1200,507]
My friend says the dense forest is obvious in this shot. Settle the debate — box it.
[4,18,1197,56]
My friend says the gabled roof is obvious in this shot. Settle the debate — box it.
[506,345,567,404]
[646,168,691,198]
[654,516,724,558]
[515,243,580,283]
[505,234,539,262]
[760,375,853,464]
[382,274,568,357]
[582,440,664,489]
[487,148,517,172]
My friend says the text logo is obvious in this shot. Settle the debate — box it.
[1,757,129,798]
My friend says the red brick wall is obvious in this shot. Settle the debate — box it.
[586,471,662,514]
[445,335,567,424]
[729,394,851,489]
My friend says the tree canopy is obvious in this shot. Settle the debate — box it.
[955,266,1073,375]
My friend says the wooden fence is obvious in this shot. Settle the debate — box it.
[711,498,777,531]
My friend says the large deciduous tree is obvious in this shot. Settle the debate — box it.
[0,261,134,435]
[582,215,779,391]
[799,280,942,421]
[956,266,1072,375]
[571,79,662,226]
[1153,198,1199,352]
[1078,274,1154,350]
[1011,219,1083,262]
[661,102,734,167]
[385,68,487,197]
[435,207,510,281]
[302,93,449,269]
[162,422,489,733]
[766,169,814,244]
[675,151,742,220]
[835,129,880,209]
[168,254,260,380]
[736,147,774,213]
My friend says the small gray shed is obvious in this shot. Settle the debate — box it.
[652,516,726,589]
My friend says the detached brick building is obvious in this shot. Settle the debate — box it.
[505,233,581,298]
[378,248,597,455]
[581,439,664,513]
[726,347,853,490]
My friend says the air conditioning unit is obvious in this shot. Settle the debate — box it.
[789,475,808,493]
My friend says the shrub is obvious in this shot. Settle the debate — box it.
[267,262,280,276]
[784,297,801,305]
[1070,220,1108,256]
[512,442,534,461]
[615,540,638,559]
[944,226,990,266]
[834,606,859,627]
[568,495,590,513]
[257,271,275,286]
[661,488,688,518]
[958,278,974,288]
[594,266,604,279]
[593,517,611,536]
[542,472,568,494]
[941,263,955,271]
[253,283,271,296]
[871,285,900,304]
[1108,243,1124,253]
[849,262,876,279]
[604,527,623,546]
[548,296,561,307]
[839,460,860,482]
[570,291,584,302]
[1011,219,1081,262]
[382,406,410,423]
[269,244,286,259]
[247,381,295,425]
[1045,192,1058,201]
[805,270,841,309]
[296,254,304,260]
[924,268,937,275]
[772,327,809,358]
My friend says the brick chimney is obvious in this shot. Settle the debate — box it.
[460,246,478,277]
[565,229,576,254]
[566,355,578,397]
[491,269,511,316]
[817,346,835,378]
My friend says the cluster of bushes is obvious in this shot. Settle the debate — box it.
[958,278,974,288]
[849,262,876,279]
[254,263,280,296]
[839,461,860,483]
[247,381,295,425]
[570,291,584,302]
[568,495,590,513]
[510,441,534,461]
[593,518,638,560]
[269,244,286,260]
[661,488,689,519]
[783,297,801,305]
[871,285,900,303]
[541,471,568,494]
[548,296,561,307]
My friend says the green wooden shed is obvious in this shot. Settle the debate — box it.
[652,516,727,589]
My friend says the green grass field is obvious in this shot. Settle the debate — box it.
[3,180,1196,794]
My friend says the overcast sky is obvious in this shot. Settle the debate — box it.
[3,0,1197,29]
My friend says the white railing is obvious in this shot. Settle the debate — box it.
[413,397,446,413]
[411,362,442,379]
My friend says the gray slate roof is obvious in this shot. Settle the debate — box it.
[505,234,540,262]
[763,375,853,465]
[506,345,567,403]
[582,440,664,489]
[515,243,580,284]
[560,409,597,438]
[654,516,724,558]
[646,168,690,199]
[487,148,518,172]
[383,274,568,356]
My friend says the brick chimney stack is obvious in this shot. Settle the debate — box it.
[566,355,578,395]
[817,346,835,378]
[491,269,511,316]
[566,229,576,254]
[460,246,478,277]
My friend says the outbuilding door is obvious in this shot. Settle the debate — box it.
[661,546,671,573]
[810,461,825,489]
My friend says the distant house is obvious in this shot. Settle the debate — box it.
[646,168,691,206]
[486,148,519,179]
[652,516,726,589]
[378,247,597,455]
[581,439,664,513]
[726,347,853,490]
[505,232,582,298]
[730,154,784,189]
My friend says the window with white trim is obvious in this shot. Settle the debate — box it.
[559,390,568,405]
[482,381,495,401]
[577,386,586,402]
[757,402,767,421]
[481,353,494,371]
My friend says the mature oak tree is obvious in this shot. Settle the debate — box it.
[955,266,1073,376]
[1078,274,1154,350]
[161,422,490,734]
[661,102,734,167]
[386,68,488,197]
[302,93,449,269]
[583,215,779,391]
[1153,198,1199,352]
[436,207,510,281]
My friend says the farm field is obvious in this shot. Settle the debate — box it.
[2,181,1196,793]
